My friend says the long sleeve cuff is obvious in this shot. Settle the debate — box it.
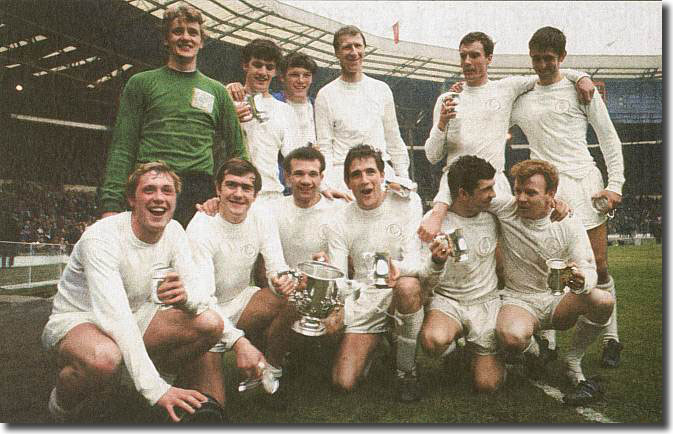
[141,377,171,406]
[606,181,624,196]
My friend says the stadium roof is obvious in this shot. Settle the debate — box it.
[0,0,662,94]
[127,0,662,82]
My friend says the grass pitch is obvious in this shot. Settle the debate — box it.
[222,244,663,424]
[0,244,662,423]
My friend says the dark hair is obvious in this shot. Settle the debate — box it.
[447,155,496,200]
[241,39,283,65]
[279,52,318,75]
[162,4,206,41]
[215,158,262,194]
[343,145,384,184]
[459,32,494,57]
[126,161,182,199]
[333,25,367,52]
[283,146,326,174]
[510,159,559,193]
[529,26,566,56]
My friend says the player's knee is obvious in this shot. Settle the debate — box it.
[331,371,358,393]
[394,278,422,309]
[420,328,452,357]
[591,290,615,321]
[193,309,225,344]
[473,375,501,394]
[496,327,529,353]
[81,342,122,379]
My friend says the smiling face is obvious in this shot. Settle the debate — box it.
[459,41,492,87]
[346,157,385,211]
[286,158,323,208]
[128,170,177,243]
[217,172,257,224]
[530,48,566,85]
[281,66,313,102]
[164,17,203,70]
[514,174,555,220]
[242,57,277,95]
[335,33,365,80]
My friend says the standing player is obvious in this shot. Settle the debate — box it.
[326,145,424,402]
[42,162,259,423]
[511,26,625,369]
[186,158,297,406]
[418,31,593,241]
[419,156,504,393]
[491,160,615,405]
[100,5,246,227]
[231,39,300,207]
[315,26,412,193]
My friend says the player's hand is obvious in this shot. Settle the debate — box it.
[233,337,266,378]
[101,211,118,219]
[195,197,220,216]
[450,81,464,93]
[575,77,595,104]
[565,261,586,293]
[437,95,458,131]
[417,206,446,243]
[271,272,297,296]
[234,101,252,123]
[387,260,400,288]
[550,198,571,222]
[322,188,353,202]
[429,234,451,265]
[312,251,329,263]
[157,272,187,306]
[157,387,207,423]
[226,82,246,102]
[323,308,345,336]
[593,190,622,211]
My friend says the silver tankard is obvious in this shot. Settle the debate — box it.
[289,260,344,336]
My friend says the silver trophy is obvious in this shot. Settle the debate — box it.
[443,91,460,113]
[546,259,573,295]
[247,93,269,123]
[150,265,174,309]
[436,229,468,262]
[237,361,279,395]
[288,260,344,336]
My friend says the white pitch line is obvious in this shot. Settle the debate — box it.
[529,380,619,424]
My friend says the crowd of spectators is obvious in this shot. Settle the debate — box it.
[607,195,662,241]
[0,179,662,252]
[1,181,98,252]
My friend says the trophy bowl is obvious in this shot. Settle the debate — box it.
[289,260,344,336]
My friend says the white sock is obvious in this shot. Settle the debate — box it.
[598,276,619,344]
[395,308,424,373]
[564,316,607,386]
[540,329,557,350]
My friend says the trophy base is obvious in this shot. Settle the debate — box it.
[292,316,326,337]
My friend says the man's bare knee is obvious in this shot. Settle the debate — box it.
[76,341,122,379]
[420,328,452,357]
[474,376,501,394]
[332,372,358,393]
[497,327,529,353]
[394,278,422,311]
[193,310,225,343]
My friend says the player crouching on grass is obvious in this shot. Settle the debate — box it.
[491,160,615,405]
[41,161,263,423]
